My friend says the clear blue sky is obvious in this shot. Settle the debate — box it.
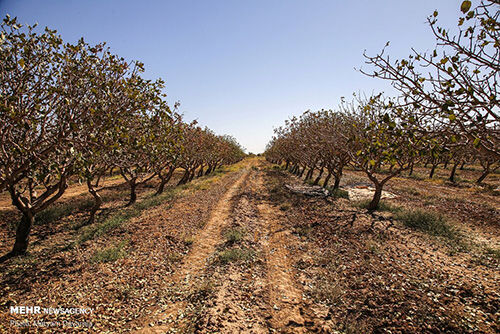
[1,0,460,153]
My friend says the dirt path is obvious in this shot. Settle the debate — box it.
[135,167,252,333]
[134,163,320,333]
[198,171,269,333]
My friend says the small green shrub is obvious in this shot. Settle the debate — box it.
[484,247,500,259]
[365,240,381,255]
[395,209,456,239]
[91,240,128,263]
[166,252,183,263]
[217,248,254,264]
[224,229,244,243]
[78,215,126,244]
[182,236,194,246]
[329,188,349,199]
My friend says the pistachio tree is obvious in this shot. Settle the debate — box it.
[0,17,96,254]
[343,96,428,210]
[362,0,499,163]
[151,110,184,195]
[76,47,139,223]
[113,75,168,206]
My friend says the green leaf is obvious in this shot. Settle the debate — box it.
[473,138,480,147]
[461,1,471,14]
[18,58,25,69]
[369,159,376,166]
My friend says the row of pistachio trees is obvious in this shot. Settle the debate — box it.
[266,96,494,208]
[266,0,498,209]
[266,95,430,211]
[0,16,245,257]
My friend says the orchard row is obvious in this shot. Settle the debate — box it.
[0,16,245,256]
[265,1,499,209]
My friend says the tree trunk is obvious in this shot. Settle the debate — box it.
[409,162,414,176]
[127,181,137,206]
[157,178,167,195]
[460,161,466,170]
[305,168,313,180]
[323,172,331,188]
[299,167,306,178]
[205,165,213,175]
[429,164,437,179]
[333,175,341,190]
[449,162,459,183]
[11,213,34,255]
[177,170,190,185]
[367,184,383,211]
[333,166,343,189]
[157,168,175,195]
[197,166,204,177]
[285,161,290,170]
[3,175,68,259]
[87,181,102,225]
[477,169,489,184]
[188,169,196,182]
[313,168,324,185]
[165,167,175,182]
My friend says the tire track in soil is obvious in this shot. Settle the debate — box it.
[255,171,319,333]
[202,167,319,333]
[134,166,252,333]
[197,170,269,333]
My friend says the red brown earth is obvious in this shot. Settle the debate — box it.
[0,158,498,333]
